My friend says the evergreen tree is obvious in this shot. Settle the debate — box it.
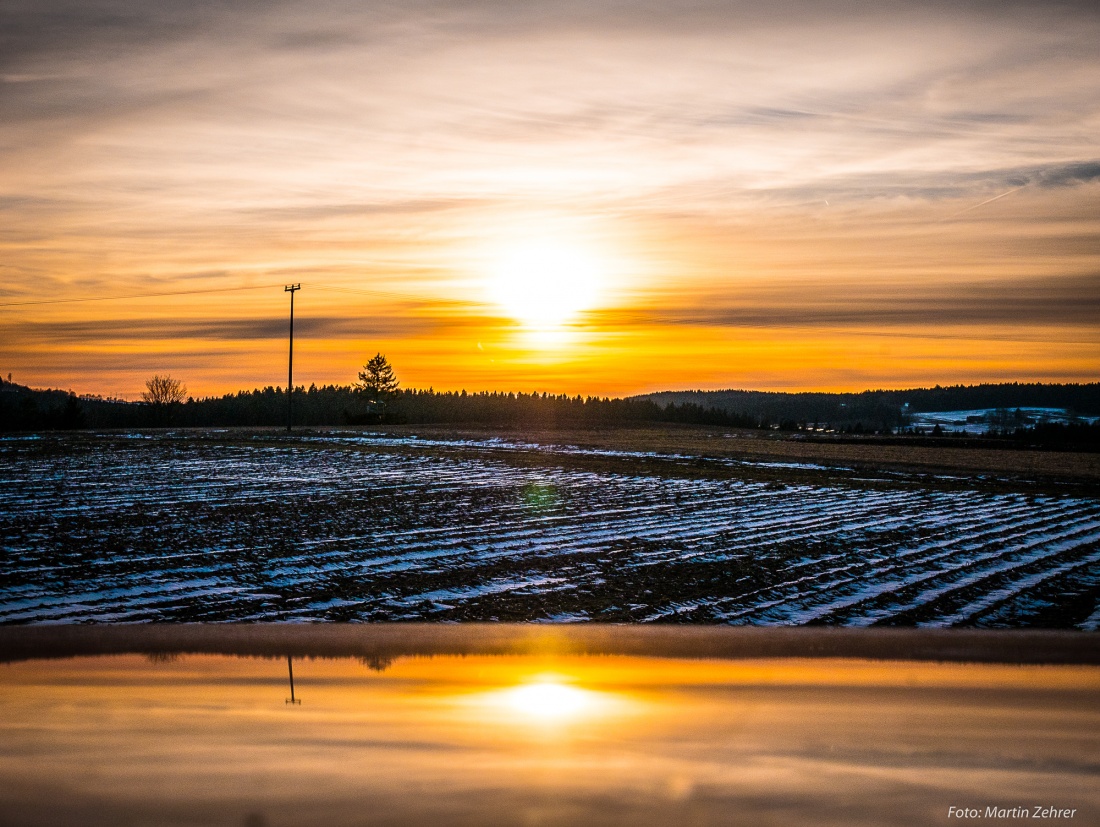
[355,354,400,422]
[356,354,399,400]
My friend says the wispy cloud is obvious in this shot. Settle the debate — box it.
[2,0,1098,393]
[601,273,1100,329]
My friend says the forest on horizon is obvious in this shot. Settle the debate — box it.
[2,374,1098,450]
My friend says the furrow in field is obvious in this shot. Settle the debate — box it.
[0,577,243,622]
[482,485,912,560]
[265,482,771,572]
[836,523,1100,626]
[933,547,1100,627]
[5,435,1100,625]
[703,504,1100,624]
[904,528,1100,626]
[9,486,1081,616]
[1079,604,1100,632]
[281,485,894,578]
[809,500,1097,595]
[2,450,488,518]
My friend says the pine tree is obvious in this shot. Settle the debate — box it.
[356,353,399,402]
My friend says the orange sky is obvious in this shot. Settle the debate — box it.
[1,0,1098,399]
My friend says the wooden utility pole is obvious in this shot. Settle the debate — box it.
[285,284,301,431]
[285,655,301,705]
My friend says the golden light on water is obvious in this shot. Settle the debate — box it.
[465,671,628,730]
[0,652,1097,825]
[501,680,599,721]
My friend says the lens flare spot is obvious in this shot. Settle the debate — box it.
[522,482,558,512]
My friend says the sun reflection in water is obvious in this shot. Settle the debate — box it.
[504,681,593,721]
[468,675,623,730]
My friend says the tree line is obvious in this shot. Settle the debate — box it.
[638,382,1100,429]
[0,371,756,432]
[2,367,1098,450]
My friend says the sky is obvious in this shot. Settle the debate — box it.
[1,0,1098,399]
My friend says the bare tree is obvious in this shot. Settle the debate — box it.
[142,375,188,406]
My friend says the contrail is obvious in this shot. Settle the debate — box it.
[946,185,1025,220]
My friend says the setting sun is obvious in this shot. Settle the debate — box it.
[1,0,1097,396]
[487,239,603,330]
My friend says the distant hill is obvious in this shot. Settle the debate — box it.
[631,382,1100,430]
[0,380,153,431]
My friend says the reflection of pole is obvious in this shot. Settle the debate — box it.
[285,283,301,432]
[286,655,301,705]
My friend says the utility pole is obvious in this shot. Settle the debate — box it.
[285,655,301,705]
[285,284,301,432]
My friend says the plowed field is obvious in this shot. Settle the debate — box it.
[2,430,1097,626]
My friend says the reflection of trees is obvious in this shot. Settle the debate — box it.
[360,655,395,672]
[145,652,180,663]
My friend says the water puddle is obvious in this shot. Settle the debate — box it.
[1,639,1097,826]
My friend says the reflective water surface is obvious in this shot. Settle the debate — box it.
[0,653,1097,826]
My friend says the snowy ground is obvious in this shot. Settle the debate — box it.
[1,431,1098,627]
[907,406,1099,435]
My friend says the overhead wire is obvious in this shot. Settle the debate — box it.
[0,281,490,311]
[0,283,284,308]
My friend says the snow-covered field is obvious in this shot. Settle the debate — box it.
[1,432,1098,627]
[907,406,1099,435]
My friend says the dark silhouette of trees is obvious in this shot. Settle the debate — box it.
[0,382,87,431]
[141,374,187,425]
[354,354,400,423]
[638,382,1100,433]
[357,354,399,398]
[3,377,1098,449]
[142,375,188,405]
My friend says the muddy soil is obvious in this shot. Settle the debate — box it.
[2,429,1097,626]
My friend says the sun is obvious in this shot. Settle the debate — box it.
[487,238,603,329]
[504,681,595,721]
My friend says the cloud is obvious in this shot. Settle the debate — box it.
[3,0,1099,392]
[240,198,487,223]
[599,274,1100,330]
[4,314,456,345]
[5,0,1098,212]
[1036,161,1100,188]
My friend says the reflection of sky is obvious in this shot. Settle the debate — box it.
[2,1,1099,396]
[1,654,1097,826]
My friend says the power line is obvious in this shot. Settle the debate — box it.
[0,281,488,310]
[309,283,488,310]
[0,283,284,308]
[310,284,423,301]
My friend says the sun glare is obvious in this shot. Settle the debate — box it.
[487,239,603,329]
[501,680,599,723]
